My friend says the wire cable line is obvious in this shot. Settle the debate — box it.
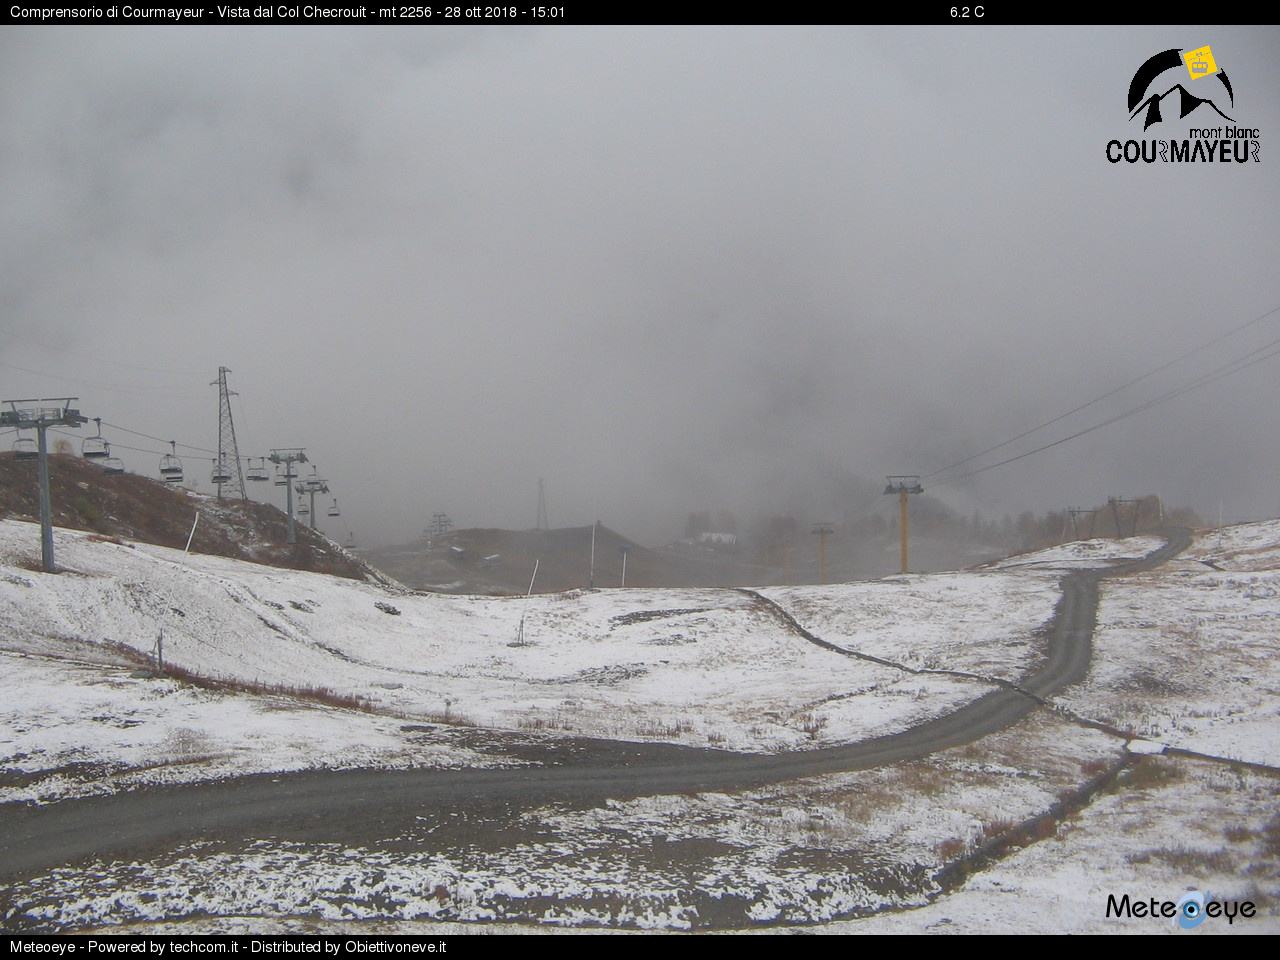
[98,421,217,455]
[922,301,1280,482]
[6,330,206,378]
[929,333,1280,488]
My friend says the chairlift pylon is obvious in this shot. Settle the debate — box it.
[159,441,184,483]
[303,465,326,493]
[82,418,109,459]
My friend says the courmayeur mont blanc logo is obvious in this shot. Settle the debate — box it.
[1107,45,1260,164]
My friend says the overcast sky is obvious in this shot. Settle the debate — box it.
[2,25,1278,547]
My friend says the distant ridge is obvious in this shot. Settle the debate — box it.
[365,524,779,595]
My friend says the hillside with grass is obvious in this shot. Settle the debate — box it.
[0,452,386,583]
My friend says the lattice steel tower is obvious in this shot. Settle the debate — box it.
[212,366,247,500]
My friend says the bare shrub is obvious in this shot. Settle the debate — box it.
[936,837,966,861]
[1118,756,1184,790]
[982,818,1017,841]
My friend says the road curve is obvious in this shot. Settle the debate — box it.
[0,529,1191,881]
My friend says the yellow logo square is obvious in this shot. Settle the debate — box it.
[1183,46,1217,79]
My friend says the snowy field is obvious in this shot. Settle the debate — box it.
[2,519,1278,933]
[757,569,1057,682]
[1056,530,1280,769]
[0,519,1059,798]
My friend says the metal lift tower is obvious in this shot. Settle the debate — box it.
[2,398,87,572]
[295,470,329,530]
[212,367,246,500]
[269,449,308,544]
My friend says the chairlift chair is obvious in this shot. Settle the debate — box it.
[211,461,233,485]
[298,503,310,517]
[274,464,289,486]
[13,434,37,460]
[103,455,125,475]
[327,498,340,517]
[82,418,109,458]
[247,457,269,482]
[159,441,184,483]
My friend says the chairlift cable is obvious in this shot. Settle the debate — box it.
[922,300,1280,482]
[5,330,206,378]
[98,421,217,455]
[930,339,1280,489]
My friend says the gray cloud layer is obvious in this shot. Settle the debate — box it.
[3,26,1279,546]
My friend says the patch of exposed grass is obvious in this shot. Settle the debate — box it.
[634,718,694,739]
[835,781,902,825]
[1224,824,1253,844]
[893,761,948,797]
[155,662,378,714]
[1080,757,1110,777]
[795,712,828,739]
[1113,755,1184,791]
[419,708,476,728]
[518,713,575,733]
[981,818,1018,841]
[1263,814,1280,858]
[1128,845,1236,874]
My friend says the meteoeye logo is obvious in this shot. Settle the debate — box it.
[1105,888,1258,928]
[1106,45,1260,164]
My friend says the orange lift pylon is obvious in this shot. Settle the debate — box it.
[884,476,923,574]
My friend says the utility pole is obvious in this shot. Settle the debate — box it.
[268,449,307,544]
[589,519,597,589]
[514,559,540,647]
[2,399,86,573]
[619,543,631,587]
[884,476,923,574]
[811,522,833,584]
[1107,496,1141,538]
[211,367,246,500]
[1067,507,1097,540]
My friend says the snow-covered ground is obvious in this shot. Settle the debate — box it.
[758,569,1056,681]
[0,652,513,805]
[985,536,1166,570]
[0,518,1058,796]
[2,518,1278,933]
[1056,537,1280,769]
